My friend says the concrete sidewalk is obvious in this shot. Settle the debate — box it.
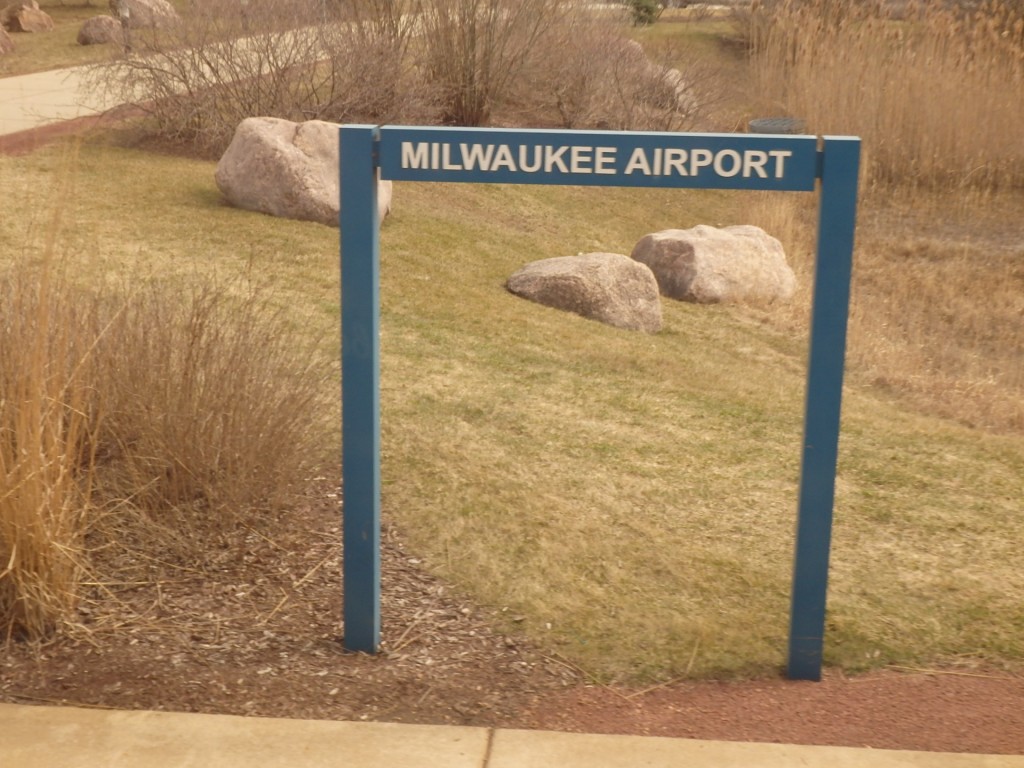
[0,65,119,136]
[2,703,1022,768]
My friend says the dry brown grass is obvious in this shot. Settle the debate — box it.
[735,0,1024,436]
[3,8,1021,674]
[0,164,98,640]
[748,0,1024,191]
[2,138,1021,677]
[743,188,1024,436]
[85,277,331,556]
[0,267,96,642]
[847,193,1024,434]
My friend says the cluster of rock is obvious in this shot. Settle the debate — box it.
[0,0,178,52]
[212,117,793,336]
[507,226,795,334]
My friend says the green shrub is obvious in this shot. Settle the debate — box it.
[625,0,663,25]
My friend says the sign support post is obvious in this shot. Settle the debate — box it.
[787,137,860,680]
[340,125,382,653]
[340,126,860,679]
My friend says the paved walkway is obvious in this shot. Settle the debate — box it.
[0,65,119,136]
[2,64,1023,768]
[3,702,1023,768]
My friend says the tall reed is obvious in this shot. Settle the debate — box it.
[749,0,1024,191]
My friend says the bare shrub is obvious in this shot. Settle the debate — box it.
[315,0,436,125]
[517,9,711,131]
[89,0,718,143]
[89,0,422,153]
[417,0,574,126]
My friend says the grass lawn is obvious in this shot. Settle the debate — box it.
[3,139,1021,682]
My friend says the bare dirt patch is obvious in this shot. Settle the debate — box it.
[2,478,1022,755]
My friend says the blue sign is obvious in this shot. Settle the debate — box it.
[341,125,860,682]
[378,127,818,191]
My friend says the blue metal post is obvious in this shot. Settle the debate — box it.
[340,126,382,653]
[787,137,861,680]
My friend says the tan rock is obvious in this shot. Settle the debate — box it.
[109,0,178,29]
[2,1,54,33]
[77,15,124,45]
[215,117,392,227]
[631,225,796,304]
[507,252,662,333]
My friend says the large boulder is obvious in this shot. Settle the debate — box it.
[1,1,54,32]
[507,252,662,333]
[0,26,13,53]
[630,225,796,304]
[109,0,178,29]
[215,117,392,227]
[77,15,124,45]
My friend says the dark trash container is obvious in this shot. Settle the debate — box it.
[748,117,807,134]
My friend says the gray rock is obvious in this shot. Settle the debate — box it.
[215,117,392,227]
[507,252,662,333]
[77,15,124,45]
[631,225,796,304]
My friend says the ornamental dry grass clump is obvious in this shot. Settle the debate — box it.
[0,251,329,642]
[87,278,329,555]
[0,257,99,641]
